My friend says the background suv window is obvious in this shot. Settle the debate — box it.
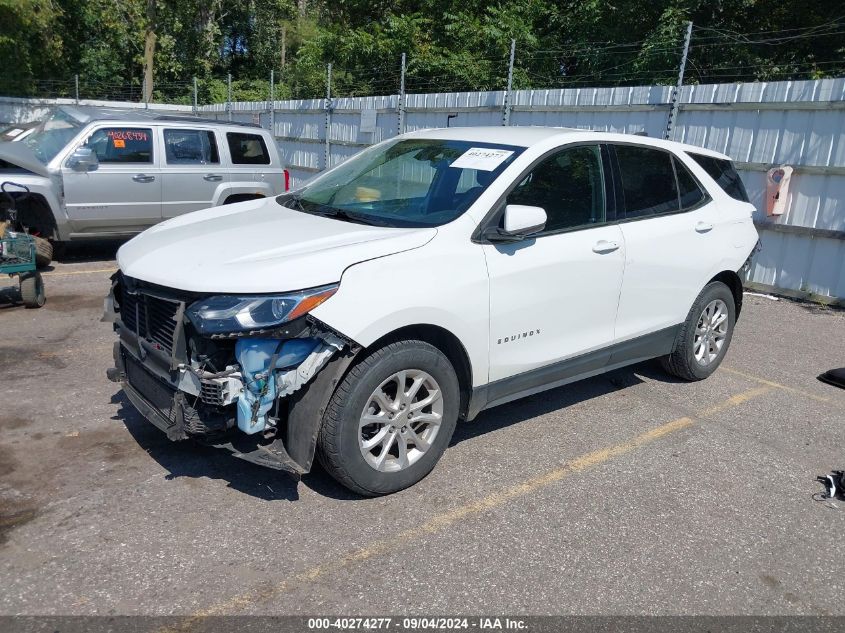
[226,132,270,165]
[673,156,707,210]
[84,127,152,163]
[164,129,219,164]
[615,145,679,218]
[687,152,750,202]
[507,144,605,232]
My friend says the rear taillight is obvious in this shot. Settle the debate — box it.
[283,169,290,192]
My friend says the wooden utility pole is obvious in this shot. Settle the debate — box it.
[281,25,287,69]
[142,0,157,103]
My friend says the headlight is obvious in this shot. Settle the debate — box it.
[186,284,338,335]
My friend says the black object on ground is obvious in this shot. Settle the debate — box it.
[817,470,845,500]
[818,367,845,389]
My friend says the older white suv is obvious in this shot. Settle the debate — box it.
[106,127,758,496]
[0,106,287,265]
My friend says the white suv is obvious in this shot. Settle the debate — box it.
[106,126,758,496]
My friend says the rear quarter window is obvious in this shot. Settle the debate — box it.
[687,152,749,202]
[226,132,270,165]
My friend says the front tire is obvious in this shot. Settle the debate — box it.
[661,281,735,381]
[317,340,460,496]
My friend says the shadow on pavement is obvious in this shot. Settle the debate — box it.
[112,361,673,502]
[56,239,124,264]
[112,391,358,502]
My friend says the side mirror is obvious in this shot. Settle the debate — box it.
[68,147,99,172]
[483,204,547,242]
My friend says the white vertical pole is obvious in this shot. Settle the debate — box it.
[269,69,275,134]
[227,73,233,121]
[503,39,516,126]
[665,21,693,140]
[192,76,198,115]
[74,74,79,104]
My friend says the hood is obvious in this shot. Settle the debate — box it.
[0,142,50,177]
[117,197,437,293]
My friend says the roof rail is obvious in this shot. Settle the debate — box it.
[153,115,261,128]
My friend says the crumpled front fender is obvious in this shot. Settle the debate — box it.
[284,347,359,472]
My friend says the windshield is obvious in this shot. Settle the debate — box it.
[279,138,524,228]
[22,110,84,164]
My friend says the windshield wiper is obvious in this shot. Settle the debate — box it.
[311,208,385,226]
[281,194,388,226]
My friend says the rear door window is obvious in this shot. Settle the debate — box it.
[673,156,708,210]
[687,152,749,202]
[226,132,270,165]
[85,128,153,163]
[614,145,679,218]
[163,129,219,165]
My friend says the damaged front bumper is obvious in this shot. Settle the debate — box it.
[105,274,356,477]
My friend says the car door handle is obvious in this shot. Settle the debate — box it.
[592,240,620,254]
[695,221,714,233]
[132,174,155,183]
[203,174,223,182]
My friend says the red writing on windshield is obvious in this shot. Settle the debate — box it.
[107,130,149,142]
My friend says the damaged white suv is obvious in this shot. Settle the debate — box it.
[106,126,758,496]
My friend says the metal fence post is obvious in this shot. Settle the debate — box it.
[192,76,198,115]
[227,73,233,121]
[269,69,275,134]
[398,52,406,136]
[142,76,148,108]
[325,63,332,170]
[502,39,516,126]
[74,74,79,104]
[664,21,693,140]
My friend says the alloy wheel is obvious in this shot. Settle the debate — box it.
[694,299,729,366]
[359,369,444,472]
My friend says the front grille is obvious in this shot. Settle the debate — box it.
[121,288,180,354]
[124,351,233,437]
[124,351,180,424]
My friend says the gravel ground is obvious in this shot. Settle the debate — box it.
[1,245,844,617]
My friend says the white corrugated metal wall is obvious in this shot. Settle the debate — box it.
[2,78,843,301]
[199,78,844,302]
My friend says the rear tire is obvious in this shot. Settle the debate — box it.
[33,236,53,268]
[20,272,46,309]
[317,340,459,496]
[661,281,735,381]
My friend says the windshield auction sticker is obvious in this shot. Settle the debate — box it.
[450,147,514,171]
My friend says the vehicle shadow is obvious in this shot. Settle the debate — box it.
[112,361,671,503]
[450,363,654,445]
[0,284,22,309]
[111,391,357,502]
[56,239,124,264]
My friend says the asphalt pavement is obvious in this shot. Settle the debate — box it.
[1,245,844,617]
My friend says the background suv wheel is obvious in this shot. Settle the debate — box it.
[317,339,459,496]
[661,281,736,381]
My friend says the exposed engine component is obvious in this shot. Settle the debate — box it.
[199,373,244,406]
[235,334,345,434]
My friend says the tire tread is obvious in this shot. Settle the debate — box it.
[661,281,734,381]
[316,339,452,497]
